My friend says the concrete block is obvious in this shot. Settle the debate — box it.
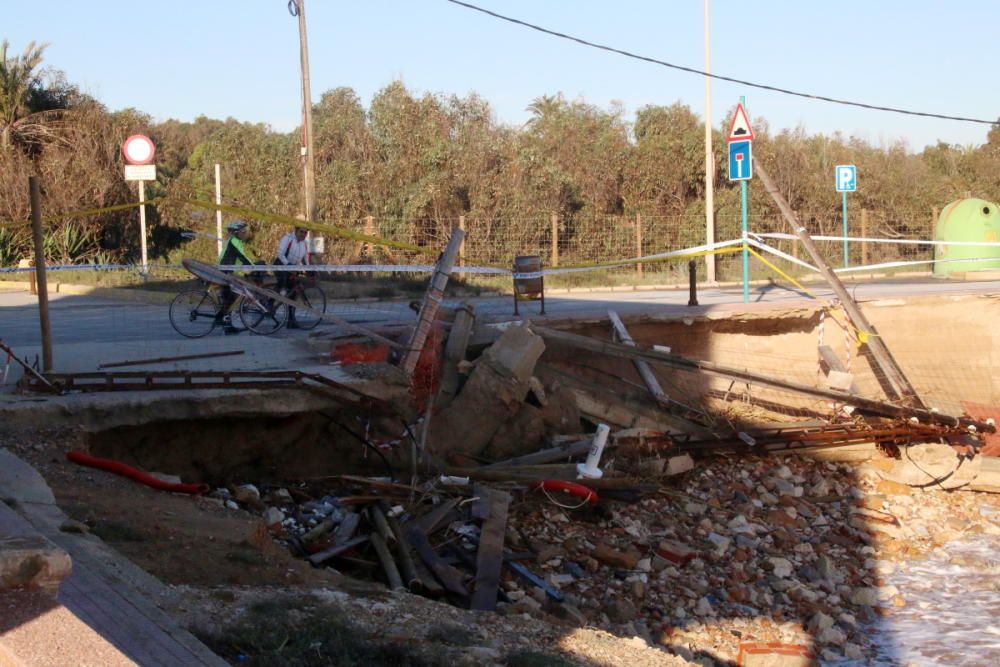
[0,501,72,596]
[481,324,545,383]
[664,454,694,476]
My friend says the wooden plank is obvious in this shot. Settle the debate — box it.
[438,303,476,406]
[308,535,368,566]
[471,488,511,610]
[818,344,860,393]
[332,512,360,545]
[608,310,670,408]
[378,502,420,590]
[401,229,464,374]
[407,498,461,536]
[483,439,592,469]
[404,525,468,597]
[370,532,404,590]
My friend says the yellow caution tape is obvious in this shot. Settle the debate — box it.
[178,199,441,258]
[746,245,874,347]
[0,198,165,228]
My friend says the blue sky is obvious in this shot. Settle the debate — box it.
[4,1,998,150]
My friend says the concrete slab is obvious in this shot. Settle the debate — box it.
[0,500,71,595]
[0,451,227,666]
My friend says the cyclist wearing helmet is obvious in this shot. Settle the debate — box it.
[273,225,310,328]
[216,220,256,334]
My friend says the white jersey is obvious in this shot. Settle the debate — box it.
[275,232,309,266]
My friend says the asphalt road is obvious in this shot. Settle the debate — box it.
[1,278,998,350]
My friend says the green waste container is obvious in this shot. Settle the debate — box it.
[933,198,1000,276]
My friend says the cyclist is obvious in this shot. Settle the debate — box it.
[216,220,256,334]
[273,225,310,328]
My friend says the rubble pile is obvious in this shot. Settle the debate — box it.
[212,445,1000,664]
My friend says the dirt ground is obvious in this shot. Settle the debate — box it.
[1,426,694,666]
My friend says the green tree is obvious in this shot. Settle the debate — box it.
[0,39,48,149]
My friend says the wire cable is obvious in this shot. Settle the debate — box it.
[445,0,996,126]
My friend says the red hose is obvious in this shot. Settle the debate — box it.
[532,480,599,505]
[66,451,209,495]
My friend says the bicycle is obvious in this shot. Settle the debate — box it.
[271,271,327,330]
[169,281,289,338]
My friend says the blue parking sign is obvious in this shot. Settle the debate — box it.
[728,140,752,181]
[835,165,857,192]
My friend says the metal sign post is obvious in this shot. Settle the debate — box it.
[835,165,857,268]
[727,100,754,303]
[214,163,223,257]
[122,135,156,277]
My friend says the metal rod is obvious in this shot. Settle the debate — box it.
[688,259,699,306]
[97,350,245,369]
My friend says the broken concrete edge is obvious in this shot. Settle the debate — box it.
[0,386,347,432]
[0,499,72,596]
[0,278,505,306]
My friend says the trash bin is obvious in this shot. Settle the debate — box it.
[933,198,1000,277]
[513,255,545,316]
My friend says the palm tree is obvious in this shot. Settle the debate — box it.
[0,39,48,149]
[525,94,565,126]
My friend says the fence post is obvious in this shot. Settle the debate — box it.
[635,212,643,280]
[550,212,559,268]
[28,176,53,372]
[457,215,466,266]
[860,208,869,267]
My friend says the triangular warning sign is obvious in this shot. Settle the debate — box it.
[727,103,754,142]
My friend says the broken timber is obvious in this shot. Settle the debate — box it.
[608,310,670,408]
[532,325,990,431]
[470,486,511,611]
[437,302,475,406]
[401,228,465,375]
[754,165,924,407]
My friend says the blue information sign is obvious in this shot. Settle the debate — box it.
[728,140,752,181]
[835,165,857,192]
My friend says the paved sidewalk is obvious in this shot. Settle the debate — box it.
[0,449,227,666]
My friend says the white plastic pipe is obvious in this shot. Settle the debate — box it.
[577,424,610,479]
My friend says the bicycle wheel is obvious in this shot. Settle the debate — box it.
[240,294,288,335]
[169,289,219,338]
[293,285,327,330]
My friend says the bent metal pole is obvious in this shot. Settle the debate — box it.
[754,163,924,408]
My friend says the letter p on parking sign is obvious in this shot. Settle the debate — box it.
[835,165,857,192]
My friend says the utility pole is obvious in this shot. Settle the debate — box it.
[288,0,317,222]
[703,0,716,284]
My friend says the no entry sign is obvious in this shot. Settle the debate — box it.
[122,134,155,165]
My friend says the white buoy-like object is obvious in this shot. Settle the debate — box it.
[577,424,610,479]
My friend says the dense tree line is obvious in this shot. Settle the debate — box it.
[2,40,998,269]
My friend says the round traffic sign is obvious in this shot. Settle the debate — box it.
[122,134,155,165]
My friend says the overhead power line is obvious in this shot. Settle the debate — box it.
[446,0,996,126]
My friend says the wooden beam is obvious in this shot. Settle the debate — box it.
[754,164,924,407]
[308,535,368,566]
[404,525,469,597]
[401,228,465,374]
[471,487,511,611]
[437,303,476,406]
[482,439,592,468]
[608,310,670,408]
